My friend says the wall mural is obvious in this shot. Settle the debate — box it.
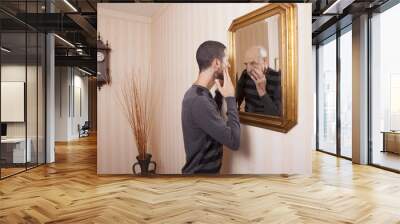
[97,3,309,175]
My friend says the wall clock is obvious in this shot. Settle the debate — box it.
[97,34,111,89]
[97,51,105,62]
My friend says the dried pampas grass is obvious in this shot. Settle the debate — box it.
[119,69,153,160]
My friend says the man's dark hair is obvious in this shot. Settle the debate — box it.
[196,40,226,72]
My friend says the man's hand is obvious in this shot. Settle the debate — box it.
[215,68,235,97]
[249,67,266,97]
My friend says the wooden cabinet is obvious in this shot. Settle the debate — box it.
[382,132,400,154]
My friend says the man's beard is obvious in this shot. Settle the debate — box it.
[215,73,224,81]
[214,68,224,81]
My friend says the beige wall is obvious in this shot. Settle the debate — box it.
[97,3,313,174]
[97,5,152,174]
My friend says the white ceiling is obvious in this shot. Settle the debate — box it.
[100,3,169,18]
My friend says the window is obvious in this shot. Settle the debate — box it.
[317,36,337,155]
[340,28,352,158]
[316,26,353,159]
[370,2,400,171]
[0,1,46,179]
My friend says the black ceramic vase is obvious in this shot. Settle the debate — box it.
[132,153,156,176]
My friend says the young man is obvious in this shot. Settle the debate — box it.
[236,46,282,116]
[181,40,240,174]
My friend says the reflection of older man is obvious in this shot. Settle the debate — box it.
[236,46,281,116]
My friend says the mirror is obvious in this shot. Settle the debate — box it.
[229,3,298,133]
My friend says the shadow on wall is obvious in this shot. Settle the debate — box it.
[221,127,252,173]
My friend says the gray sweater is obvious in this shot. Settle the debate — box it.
[181,85,240,174]
[236,68,282,116]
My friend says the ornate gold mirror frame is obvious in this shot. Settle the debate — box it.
[228,3,298,133]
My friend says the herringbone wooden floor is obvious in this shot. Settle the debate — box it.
[1,135,400,224]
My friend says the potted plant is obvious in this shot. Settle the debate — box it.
[119,70,156,176]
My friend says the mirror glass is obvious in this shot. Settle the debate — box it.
[234,14,282,117]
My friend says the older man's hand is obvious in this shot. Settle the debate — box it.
[249,67,266,97]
